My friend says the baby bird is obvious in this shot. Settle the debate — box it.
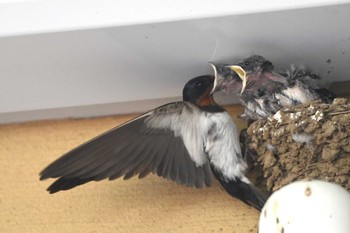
[211,55,336,123]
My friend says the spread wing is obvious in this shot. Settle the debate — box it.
[40,102,213,193]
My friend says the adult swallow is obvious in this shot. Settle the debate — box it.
[211,55,336,123]
[40,74,268,210]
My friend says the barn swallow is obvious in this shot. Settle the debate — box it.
[211,55,336,123]
[40,74,268,211]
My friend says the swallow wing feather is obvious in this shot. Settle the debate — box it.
[40,101,213,193]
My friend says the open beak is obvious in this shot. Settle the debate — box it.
[208,62,218,94]
[227,65,247,94]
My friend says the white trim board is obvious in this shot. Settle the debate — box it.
[1,0,348,37]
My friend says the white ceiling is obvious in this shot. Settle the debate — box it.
[1,1,350,123]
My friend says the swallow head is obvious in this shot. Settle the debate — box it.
[183,75,216,106]
[209,62,247,95]
[237,55,274,73]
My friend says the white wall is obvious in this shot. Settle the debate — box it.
[1,1,350,123]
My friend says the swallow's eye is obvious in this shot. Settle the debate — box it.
[244,61,250,66]
[196,82,204,88]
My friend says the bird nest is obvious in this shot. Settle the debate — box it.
[247,98,350,192]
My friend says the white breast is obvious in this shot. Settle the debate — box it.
[204,112,247,180]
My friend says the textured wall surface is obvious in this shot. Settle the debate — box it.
[0,105,259,233]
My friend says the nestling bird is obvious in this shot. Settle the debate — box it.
[211,55,336,123]
[40,74,267,210]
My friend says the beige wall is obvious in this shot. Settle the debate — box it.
[0,107,259,233]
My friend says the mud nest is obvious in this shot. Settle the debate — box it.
[247,98,350,192]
